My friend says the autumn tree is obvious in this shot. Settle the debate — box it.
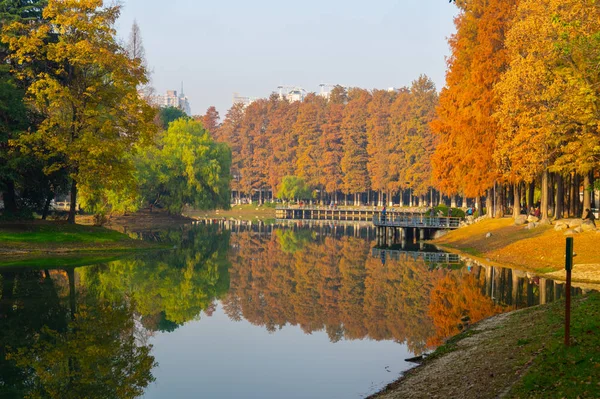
[404,76,438,201]
[295,93,326,196]
[318,86,346,201]
[217,103,245,198]
[265,95,299,195]
[202,105,220,134]
[432,0,519,215]
[366,89,394,205]
[340,88,371,204]
[388,87,412,204]
[3,0,156,223]
[238,99,269,201]
[495,0,600,220]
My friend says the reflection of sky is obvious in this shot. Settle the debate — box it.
[143,303,412,399]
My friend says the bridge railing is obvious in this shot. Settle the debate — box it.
[276,205,428,214]
[373,215,461,228]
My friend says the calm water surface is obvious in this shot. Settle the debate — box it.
[0,221,582,398]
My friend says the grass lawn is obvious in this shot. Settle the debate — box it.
[0,220,167,256]
[507,292,600,398]
[187,203,277,221]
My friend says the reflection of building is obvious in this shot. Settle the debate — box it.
[153,85,191,115]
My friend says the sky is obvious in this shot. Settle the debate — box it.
[115,0,459,117]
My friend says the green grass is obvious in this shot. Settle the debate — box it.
[508,292,600,398]
[0,221,168,256]
[0,223,126,244]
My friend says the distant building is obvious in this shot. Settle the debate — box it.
[278,86,307,102]
[232,92,257,108]
[152,84,191,115]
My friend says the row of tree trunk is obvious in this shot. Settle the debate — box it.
[493,170,596,221]
[232,170,597,222]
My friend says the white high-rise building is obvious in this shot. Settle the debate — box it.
[152,84,191,115]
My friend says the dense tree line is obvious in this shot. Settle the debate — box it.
[432,0,600,220]
[207,77,439,207]
[203,0,600,219]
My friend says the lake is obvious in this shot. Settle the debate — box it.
[0,220,582,398]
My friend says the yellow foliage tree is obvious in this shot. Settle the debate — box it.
[3,0,156,223]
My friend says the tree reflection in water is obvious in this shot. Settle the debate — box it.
[219,223,577,354]
[0,224,231,398]
[0,268,155,399]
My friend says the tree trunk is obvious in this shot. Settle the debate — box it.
[42,188,55,220]
[548,173,555,216]
[494,183,504,218]
[555,173,564,220]
[487,189,493,217]
[541,168,550,222]
[528,181,535,210]
[450,195,457,208]
[569,173,577,217]
[1,178,18,214]
[513,183,520,219]
[476,196,482,215]
[583,172,591,216]
[67,179,77,224]
[591,171,597,210]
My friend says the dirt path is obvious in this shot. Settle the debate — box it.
[370,307,548,399]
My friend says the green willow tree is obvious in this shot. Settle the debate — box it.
[3,0,156,223]
[277,175,311,202]
[136,118,231,213]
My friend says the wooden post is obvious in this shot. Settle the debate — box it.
[565,237,573,346]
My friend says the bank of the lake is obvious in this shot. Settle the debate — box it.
[372,291,600,399]
[433,218,600,286]
[186,203,276,221]
[0,220,169,263]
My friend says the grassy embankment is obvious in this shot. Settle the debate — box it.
[374,292,600,399]
[433,218,600,285]
[0,221,169,267]
[186,203,277,221]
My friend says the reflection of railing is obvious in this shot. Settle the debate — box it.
[372,248,461,264]
[373,215,461,229]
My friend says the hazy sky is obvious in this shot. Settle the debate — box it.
[115,0,459,117]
